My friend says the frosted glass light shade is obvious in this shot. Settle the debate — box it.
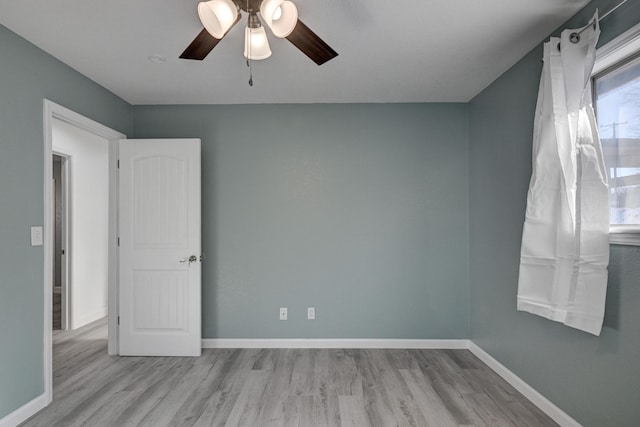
[244,27,272,60]
[260,0,298,38]
[198,0,239,39]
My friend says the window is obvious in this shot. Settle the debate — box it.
[593,23,640,245]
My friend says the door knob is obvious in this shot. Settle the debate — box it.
[179,255,198,263]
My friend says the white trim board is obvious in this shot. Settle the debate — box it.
[202,338,469,349]
[593,21,640,74]
[467,342,582,427]
[0,393,47,427]
[609,228,640,246]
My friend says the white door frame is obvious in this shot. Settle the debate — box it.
[43,99,126,405]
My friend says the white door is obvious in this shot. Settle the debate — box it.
[118,139,201,356]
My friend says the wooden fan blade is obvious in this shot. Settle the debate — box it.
[286,19,338,65]
[179,15,241,60]
[180,29,221,60]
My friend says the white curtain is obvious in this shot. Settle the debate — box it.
[517,12,610,336]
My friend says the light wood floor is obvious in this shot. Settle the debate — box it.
[22,319,557,426]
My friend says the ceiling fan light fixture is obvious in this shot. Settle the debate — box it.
[244,26,272,60]
[198,0,239,39]
[181,0,337,66]
[260,0,298,38]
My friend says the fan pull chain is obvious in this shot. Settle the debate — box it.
[246,0,253,86]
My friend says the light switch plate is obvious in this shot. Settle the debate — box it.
[31,226,43,246]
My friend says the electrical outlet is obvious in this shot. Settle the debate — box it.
[279,307,288,320]
[307,307,315,320]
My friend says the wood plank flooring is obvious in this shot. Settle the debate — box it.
[21,319,557,426]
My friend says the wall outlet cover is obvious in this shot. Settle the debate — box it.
[307,307,315,320]
[279,307,287,320]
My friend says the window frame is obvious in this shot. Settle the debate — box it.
[593,22,640,246]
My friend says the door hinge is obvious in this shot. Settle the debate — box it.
[117,160,120,169]
[117,237,120,246]
[117,316,120,326]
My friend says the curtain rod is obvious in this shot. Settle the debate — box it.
[599,0,628,21]
[570,0,628,42]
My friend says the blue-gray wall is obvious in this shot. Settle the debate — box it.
[468,1,640,426]
[133,104,469,340]
[0,24,131,419]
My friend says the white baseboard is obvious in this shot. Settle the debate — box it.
[467,342,581,427]
[202,338,469,349]
[0,393,47,427]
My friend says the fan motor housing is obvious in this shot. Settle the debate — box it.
[236,0,263,13]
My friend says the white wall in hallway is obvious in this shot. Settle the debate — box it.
[53,118,109,329]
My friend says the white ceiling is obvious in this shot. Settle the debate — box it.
[0,0,589,105]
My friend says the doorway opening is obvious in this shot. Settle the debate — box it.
[43,99,126,405]
[52,118,110,331]
[52,154,67,331]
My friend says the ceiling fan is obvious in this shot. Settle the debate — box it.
[180,0,338,66]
